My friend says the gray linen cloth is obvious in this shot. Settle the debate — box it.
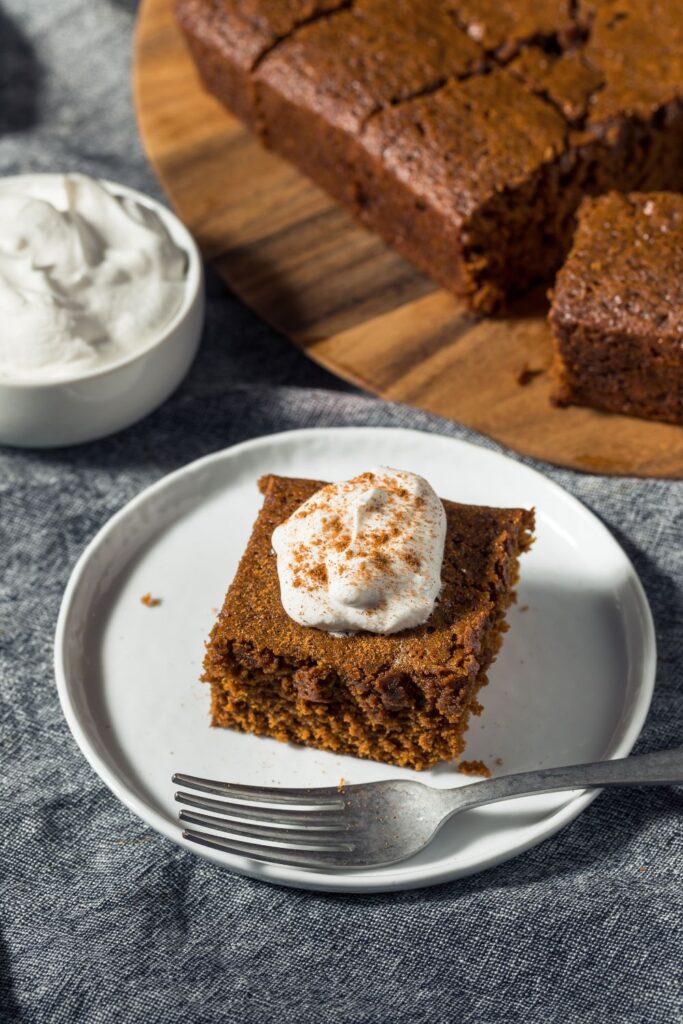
[0,2,681,1021]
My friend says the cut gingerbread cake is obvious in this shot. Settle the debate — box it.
[176,0,683,311]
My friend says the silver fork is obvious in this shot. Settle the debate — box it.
[173,746,682,871]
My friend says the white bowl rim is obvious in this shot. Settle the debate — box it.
[0,172,203,390]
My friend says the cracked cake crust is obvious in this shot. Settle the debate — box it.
[176,0,683,310]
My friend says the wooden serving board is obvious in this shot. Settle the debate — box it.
[133,0,683,477]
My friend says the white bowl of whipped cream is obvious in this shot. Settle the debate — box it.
[0,172,204,447]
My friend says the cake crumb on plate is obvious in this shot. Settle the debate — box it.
[458,759,491,778]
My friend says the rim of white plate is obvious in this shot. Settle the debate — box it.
[54,427,657,893]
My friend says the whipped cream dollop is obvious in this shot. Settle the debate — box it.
[0,173,187,382]
[272,467,447,635]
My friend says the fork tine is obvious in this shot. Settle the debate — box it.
[183,828,353,870]
[172,773,343,806]
[175,791,347,826]
[179,809,352,846]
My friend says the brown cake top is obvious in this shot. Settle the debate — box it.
[177,0,349,69]
[256,0,484,133]
[363,70,567,220]
[183,0,683,138]
[551,191,683,341]
[507,47,604,125]
[449,0,580,57]
[209,474,534,681]
[583,0,683,125]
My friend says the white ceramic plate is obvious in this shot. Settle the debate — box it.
[55,427,656,893]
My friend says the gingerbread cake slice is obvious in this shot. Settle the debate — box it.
[202,473,534,770]
[549,191,683,424]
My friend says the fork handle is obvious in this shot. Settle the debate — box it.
[447,746,683,813]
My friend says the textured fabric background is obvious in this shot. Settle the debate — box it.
[0,3,681,1022]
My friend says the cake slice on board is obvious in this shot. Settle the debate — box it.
[549,192,683,425]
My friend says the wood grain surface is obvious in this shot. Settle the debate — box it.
[133,0,683,478]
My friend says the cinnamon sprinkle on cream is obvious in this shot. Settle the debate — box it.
[271,467,447,634]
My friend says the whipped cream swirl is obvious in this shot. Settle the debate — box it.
[272,467,447,635]
[0,173,187,382]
